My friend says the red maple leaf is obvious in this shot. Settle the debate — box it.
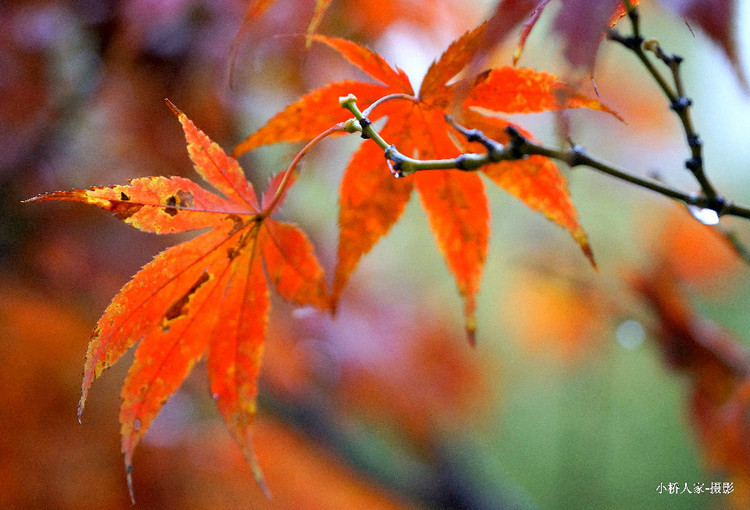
[632,262,750,498]
[25,102,329,500]
[234,24,616,343]
[484,0,742,86]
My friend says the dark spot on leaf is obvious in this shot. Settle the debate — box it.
[226,214,244,235]
[164,195,178,216]
[161,272,210,331]
[109,202,144,220]
[176,189,194,208]
[472,69,491,86]
[227,229,250,260]
[226,219,257,260]
[163,190,194,217]
[120,192,130,201]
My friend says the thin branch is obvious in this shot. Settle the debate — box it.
[338,4,750,230]
[608,6,720,203]
[341,94,519,176]
[338,95,750,221]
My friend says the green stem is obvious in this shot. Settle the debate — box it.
[339,94,390,150]
[361,93,419,118]
[341,94,467,176]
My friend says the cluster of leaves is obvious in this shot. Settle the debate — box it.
[235,26,621,342]
[24,0,748,502]
[28,104,331,498]
[485,0,740,76]
[28,18,616,495]
[0,278,420,508]
[632,213,750,508]
[246,0,741,81]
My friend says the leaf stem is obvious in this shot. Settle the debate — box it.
[260,123,346,218]
[361,93,419,118]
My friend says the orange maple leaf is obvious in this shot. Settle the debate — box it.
[26,102,329,500]
[235,24,615,343]
[631,263,750,503]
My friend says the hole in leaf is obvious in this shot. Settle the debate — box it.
[163,190,194,217]
[161,272,211,331]
[164,195,178,217]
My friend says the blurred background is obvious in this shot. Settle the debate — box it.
[4,0,750,508]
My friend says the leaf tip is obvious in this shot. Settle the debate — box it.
[252,459,271,499]
[22,191,81,204]
[125,462,136,505]
[330,280,347,317]
[512,47,522,67]
[328,294,339,317]
[465,314,477,347]
[586,249,598,271]
[577,234,597,270]
[235,427,271,498]
[77,386,89,424]
[466,327,477,348]
[164,98,182,117]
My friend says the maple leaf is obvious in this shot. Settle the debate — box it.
[234,25,615,343]
[660,0,744,88]
[484,0,742,85]
[25,102,329,500]
[631,264,750,496]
